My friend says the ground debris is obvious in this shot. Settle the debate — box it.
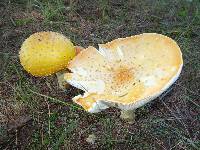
[86,134,96,144]
[7,115,32,133]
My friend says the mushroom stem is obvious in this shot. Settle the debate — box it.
[56,46,84,90]
[56,70,69,90]
[120,110,136,124]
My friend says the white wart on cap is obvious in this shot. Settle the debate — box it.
[64,33,183,113]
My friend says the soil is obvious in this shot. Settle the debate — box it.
[0,0,199,149]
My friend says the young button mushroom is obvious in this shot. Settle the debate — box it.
[64,33,183,123]
[19,31,82,89]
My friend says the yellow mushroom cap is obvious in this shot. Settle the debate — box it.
[19,31,76,76]
[64,33,183,113]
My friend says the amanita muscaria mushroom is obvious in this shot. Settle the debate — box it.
[64,33,183,122]
[19,31,83,88]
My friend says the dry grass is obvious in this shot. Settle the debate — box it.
[0,0,200,149]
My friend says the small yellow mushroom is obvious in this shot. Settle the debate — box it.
[19,31,76,76]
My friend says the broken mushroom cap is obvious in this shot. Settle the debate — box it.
[64,33,183,113]
[19,31,76,76]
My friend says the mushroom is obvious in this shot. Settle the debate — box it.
[19,31,83,89]
[64,33,183,123]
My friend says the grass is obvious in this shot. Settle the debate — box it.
[32,0,67,22]
[0,0,200,149]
